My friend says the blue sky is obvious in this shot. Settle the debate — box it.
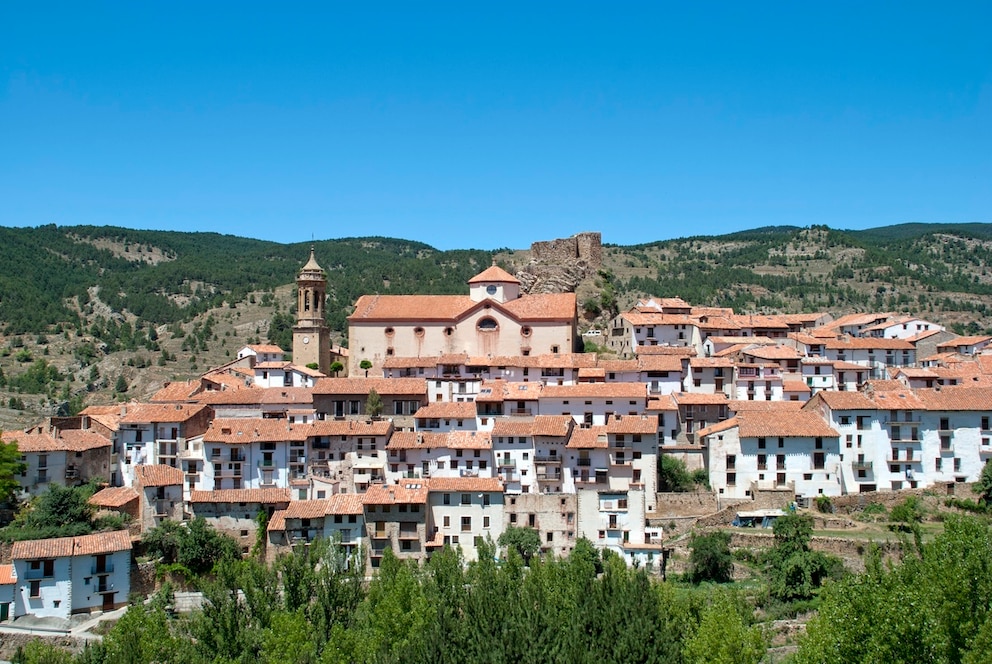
[2,2,989,251]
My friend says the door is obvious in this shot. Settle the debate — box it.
[102,592,115,611]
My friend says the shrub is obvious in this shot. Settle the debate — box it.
[689,531,733,583]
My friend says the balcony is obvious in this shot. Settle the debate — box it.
[852,461,873,472]
[577,458,592,467]
[533,455,561,464]
[574,475,607,486]
[536,472,561,481]
[459,469,479,478]
[257,459,275,468]
[497,459,516,468]
[500,471,521,482]
[889,434,921,444]
[216,464,243,478]
[886,418,921,427]
[96,580,115,593]
[155,501,171,517]
[887,454,920,464]
[229,452,246,463]
[509,408,533,416]
[65,466,78,480]
[25,568,50,580]
[34,474,49,485]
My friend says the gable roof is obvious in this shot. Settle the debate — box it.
[135,464,184,487]
[11,530,132,560]
[468,264,520,284]
[89,486,140,509]
[190,488,291,504]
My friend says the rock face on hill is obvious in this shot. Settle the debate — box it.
[515,232,603,294]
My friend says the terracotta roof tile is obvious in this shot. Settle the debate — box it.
[490,415,574,438]
[327,493,365,514]
[916,386,992,411]
[387,431,492,450]
[284,500,333,519]
[267,509,287,531]
[428,477,503,492]
[11,530,132,560]
[566,426,608,449]
[605,414,657,434]
[245,344,286,354]
[88,487,140,508]
[204,418,311,444]
[468,264,520,284]
[135,464,184,487]
[742,345,804,360]
[5,430,109,453]
[735,411,838,438]
[363,482,429,505]
[647,395,678,411]
[672,392,729,405]
[149,380,202,402]
[0,564,14,585]
[415,401,478,419]
[308,419,393,437]
[812,391,877,410]
[56,429,113,451]
[119,403,210,424]
[190,488,291,504]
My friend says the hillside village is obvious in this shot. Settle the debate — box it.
[3,232,992,623]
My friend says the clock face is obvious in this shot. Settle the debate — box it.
[302,336,310,344]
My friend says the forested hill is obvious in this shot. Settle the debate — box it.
[1,221,992,430]
[580,222,992,336]
[0,224,492,335]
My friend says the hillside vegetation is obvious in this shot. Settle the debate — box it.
[2,222,992,429]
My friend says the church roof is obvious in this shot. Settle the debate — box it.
[468,263,520,284]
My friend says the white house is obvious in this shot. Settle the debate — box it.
[11,531,131,618]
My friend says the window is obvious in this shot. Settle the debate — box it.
[477,317,498,331]
[29,580,40,598]
[461,516,471,532]
[483,516,490,528]
[443,493,450,505]
[443,516,450,528]
[461,493,470,505]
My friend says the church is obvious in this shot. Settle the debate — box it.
[290,251,579,377]
[345,262,578,375]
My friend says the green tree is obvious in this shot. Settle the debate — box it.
[797,516,992,663]
[764,513,844,602]
[977,459,992,506]
[0,434,27,505]
[684,594,766,664]
[659,455,696,492]
[365,389,383,419]
[114,374,128,393]
[359,359,373,377]
[2,483,98,541]
[498,525,541,564]
[689,531,733,583]
[329,360,344,377]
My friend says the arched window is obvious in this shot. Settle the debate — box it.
[477,317,498,331]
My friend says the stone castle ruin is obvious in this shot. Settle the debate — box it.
[515,232,602,294]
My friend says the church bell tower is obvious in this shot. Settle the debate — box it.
[292,247,331,373]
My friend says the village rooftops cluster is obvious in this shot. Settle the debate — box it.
[4,252,992,620]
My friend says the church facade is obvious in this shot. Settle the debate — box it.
[347,263,578,375]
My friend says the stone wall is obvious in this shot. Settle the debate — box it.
[530,232,602,267]
[517,232,603,295]
[650,491,720,518]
